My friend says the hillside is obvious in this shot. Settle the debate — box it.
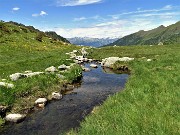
[68,37,118,47]
[0,20,82,126]
[45,31,70,43]
[108,21,180,46]
[0,20,70,44]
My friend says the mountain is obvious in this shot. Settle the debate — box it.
[45,31,70,43]
[0,20,70,44]
[107,21,180,46]
[68,37,119,47]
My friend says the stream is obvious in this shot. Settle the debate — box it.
[0,63,128,135]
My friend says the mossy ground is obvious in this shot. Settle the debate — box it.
[68,44,180,135]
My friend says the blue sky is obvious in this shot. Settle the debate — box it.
[0,0,180,38]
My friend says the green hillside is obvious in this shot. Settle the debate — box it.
[0,21,82,125]
[108,21,180,46]
[45,31,70,43]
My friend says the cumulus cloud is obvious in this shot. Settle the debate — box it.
[56,0,103,6]
[12,7,20,11]
[32,11,48,17]
[42,5,179,38]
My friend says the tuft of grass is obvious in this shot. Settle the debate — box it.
[68,44,180,135]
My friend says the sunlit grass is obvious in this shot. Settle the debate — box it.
[68,44,180,135]
[0,22,82,124]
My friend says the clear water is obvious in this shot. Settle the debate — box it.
[1,63,128,135]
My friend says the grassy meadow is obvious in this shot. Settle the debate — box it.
[0,22,82,126]
[68,44,180,135]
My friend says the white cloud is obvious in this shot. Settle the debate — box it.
[32,11,48,17]
[56,0,103,6]
[109,5,174,18]
[12,7,20,11]
[42,5,179,38]
[73,17,87,21]
[163,5,173,10]
[40,11,48,16]
[73,15,104,22]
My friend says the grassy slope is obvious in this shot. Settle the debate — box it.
[0,22,82,126]
[108,21,180,46]
[69,45,180,135]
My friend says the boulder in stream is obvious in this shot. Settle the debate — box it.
[83,67,91,72]
[35,98,47,108]
[101,57,134,68]
[52,92,62,100]
[90,64,98,68]
[5,114,26,123]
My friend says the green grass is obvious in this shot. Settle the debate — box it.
[0,22,83,124]
[68,44,180,135]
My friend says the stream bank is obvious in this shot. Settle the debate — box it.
[0,62,128,135]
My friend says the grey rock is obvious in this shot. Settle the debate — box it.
[9,73,24,81]
[90,64,98,68]
[45,66,58,72]
[52,92,62,100]
[5,114,26,123]
[56,74,65,79]
[35,98,47,105]
[101,57,134,67]
[0,82,14,88]
[58,64,67,70]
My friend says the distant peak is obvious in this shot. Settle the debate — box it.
[158,25,165,28]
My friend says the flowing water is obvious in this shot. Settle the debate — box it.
[1,63,128,135]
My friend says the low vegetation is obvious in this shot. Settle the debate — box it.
[0,21,82,126]
[69,44,180,135]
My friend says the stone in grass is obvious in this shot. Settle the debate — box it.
[147,59,152,62]
[52,92,63,100]
[24,72,44,78]
[0,82,14,88]
[5,114,26,123]
[9,73,24,81]
[24,70,33,73]
[90,64,98,68]
[58,64,67,70]
[35,98,47,108]
[73,50,78,53]
[1,79,7,81]
[56,74,65,79]
[45,66,58,72]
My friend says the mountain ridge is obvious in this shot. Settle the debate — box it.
[68,37,119,47]
[0,20,70,44]
[107,21,180,46]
